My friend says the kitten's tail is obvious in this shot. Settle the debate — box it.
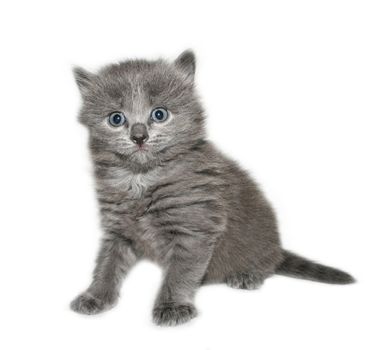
[276,250,355,284]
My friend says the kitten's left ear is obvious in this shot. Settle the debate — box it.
[174,50,196,80]
[73,66,96,97]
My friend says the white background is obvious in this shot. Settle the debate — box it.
[0,1,384,349]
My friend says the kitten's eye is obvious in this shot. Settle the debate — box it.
[150,107,169,123]
[108,112,126,127]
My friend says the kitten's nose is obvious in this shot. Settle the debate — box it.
[130,123,149,146]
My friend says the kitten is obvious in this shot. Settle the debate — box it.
[70,51,354,326]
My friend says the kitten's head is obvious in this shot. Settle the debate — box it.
[74,50,205,172]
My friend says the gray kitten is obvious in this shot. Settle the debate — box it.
[70,51,354,326]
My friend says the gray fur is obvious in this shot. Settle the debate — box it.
[70,51,354,326]
[276,250,354,284]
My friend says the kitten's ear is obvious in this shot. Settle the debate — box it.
[73,66,95,96]
[174,50,196,80]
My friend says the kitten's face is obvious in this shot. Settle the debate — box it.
[75,51,205,172]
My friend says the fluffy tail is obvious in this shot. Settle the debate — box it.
[276,250,355,284]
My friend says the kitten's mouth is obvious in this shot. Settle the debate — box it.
[133,145,148,152]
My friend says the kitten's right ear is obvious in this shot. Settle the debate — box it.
[73,66,95,96]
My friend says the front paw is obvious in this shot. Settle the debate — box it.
[70,292,116,315]
[153,302,197,326]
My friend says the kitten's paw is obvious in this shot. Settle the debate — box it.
[226,272,264,290]
[153,302,197,326]
[70,292,116,315]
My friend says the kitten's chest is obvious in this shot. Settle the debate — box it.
[99,166,159,198]
[123,173,155,218]
[97,166,183,262]
[125,173,154,199]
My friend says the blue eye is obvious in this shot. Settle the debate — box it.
[108,112,126,127]
[151,107,169,123]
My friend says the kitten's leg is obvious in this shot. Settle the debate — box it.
[225,271,265,290]
[70,233,137,315]
[152,237,214,326]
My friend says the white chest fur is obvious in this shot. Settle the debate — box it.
[99,166,161,199]
[127,173,153,198]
